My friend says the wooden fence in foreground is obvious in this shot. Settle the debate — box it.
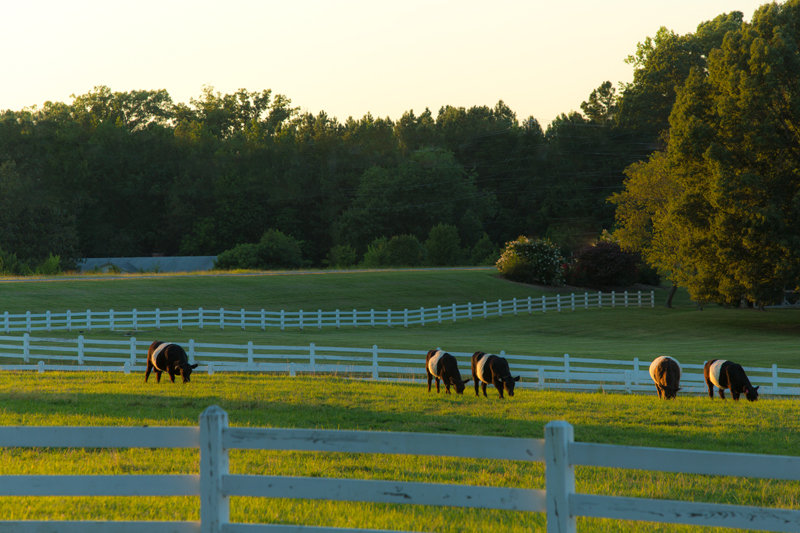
[0,290,655,333]
[1,406,798,532]
[1,335,799,396]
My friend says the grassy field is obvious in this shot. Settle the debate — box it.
[1,268,798,368]
[0,269,798,531]
[0,372,798,532]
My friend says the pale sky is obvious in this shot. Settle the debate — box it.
[2,0,770,127]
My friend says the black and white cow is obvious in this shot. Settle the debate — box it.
[426,349,469,394]
[145,341,198,383]
[471,351,520,399]
[648,356,681,399]
[703,359,759,401]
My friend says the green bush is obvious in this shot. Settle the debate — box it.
[425,224,463,266]
[324,244,358,268]
[35,254,62,275]
[0,248,32,275]
[362,235,425,267]
[215,229,303,270]
[496,236,564,286]
[361,237,390,267]
[469,233,498,266]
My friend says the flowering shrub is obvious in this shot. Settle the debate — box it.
[496,236,565,286]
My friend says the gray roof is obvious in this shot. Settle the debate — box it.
[77,256,217,273]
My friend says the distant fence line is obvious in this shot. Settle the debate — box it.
[1,334,798,397]
[0,289,655,333]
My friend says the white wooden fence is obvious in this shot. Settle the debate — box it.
[1,334,799,397]
[1,406,799,532]
[0,290,655,333]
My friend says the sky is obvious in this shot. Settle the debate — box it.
[2,0,771,127]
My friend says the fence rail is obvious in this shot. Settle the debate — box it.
[0,290,655,333]
[1,407,798,532]
[1,334,799,397]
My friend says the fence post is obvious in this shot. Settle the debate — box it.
[219,307,225,330]
[109,309,114,331]
[570,293,575,312]
[538,367,545,390]
[129,337,137,366]
[633,357,639,386]
[26,311,32,332]
[452,303,457,322]
[188,339,196,365]
[309,342,315,372]
[370,309,375,327]
[77,335,84,365]
[528,296,532,314]
[387,309,392,328]
[261,309,266,331]
[299,309,304,330]
[132,308,137,331]
[67,309,72,332]
[353,309,358,328]
[247,341,254,366]
[23,332,30,363]
[178,308,184,330]
[772,363,779,394]
[651,290,655,308]
[241,308,246,330]
[564,353,570,382]
[542,295,547,313]
[318,309,322,329]
[437,305,442,324]
[4,311,9,333]
[155,308,160,329]
[404,308,408,328]
[624,370,632,393]
[557,294,562,313]
[584,292,589,310]
[372,345,379,379]
[336,309,340,329]
[497,299,502,317]
[200,405,229,533]
[545,421,576,533]
[199,307,204,329]
[46,310,52,331]
[637,291,642,307]
[513,297,518,316]
[280,309,285,331]
[483,301,487,319]
[38,360,45,373]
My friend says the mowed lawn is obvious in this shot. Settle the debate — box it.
[0,269,799,531]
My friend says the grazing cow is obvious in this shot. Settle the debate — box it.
[145,341,198,383]
[426,349,469,394]
[648,356,681,399]
[703,359,759,401]
[471,351,520,399]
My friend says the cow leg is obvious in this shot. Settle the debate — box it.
[145,359,153,382]
[169,370,176,383]
[718,388,726,400]
[705,379,714,399]
[731,389,740,400]
[473,375,480,396]
[444,380,450,394]
[155,370,162,383]
[655,385,662,399]
[427,372,433,392]
[481,382,487,397]
[435,378,441,393]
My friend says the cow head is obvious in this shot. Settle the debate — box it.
[452,378,470,394]
[178,362,199,383]
[663,386,681,400]
[744,385,759,401]
[496,375,521,397]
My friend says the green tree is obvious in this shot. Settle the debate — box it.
[612,1,800,307]
[425,223,463,266]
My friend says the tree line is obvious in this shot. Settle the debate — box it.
[1,2,797,307]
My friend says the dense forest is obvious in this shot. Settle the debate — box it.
[1,3,798,307]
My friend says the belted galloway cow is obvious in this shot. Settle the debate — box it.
[145,341,198,383]
[471,351,520,399]
[426,349,469,394]
[703,359,759,401]
[649,356,681,399]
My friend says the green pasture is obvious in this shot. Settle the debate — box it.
[0,269,798,531]
[0,372,798,532]
[0,268,797,368]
